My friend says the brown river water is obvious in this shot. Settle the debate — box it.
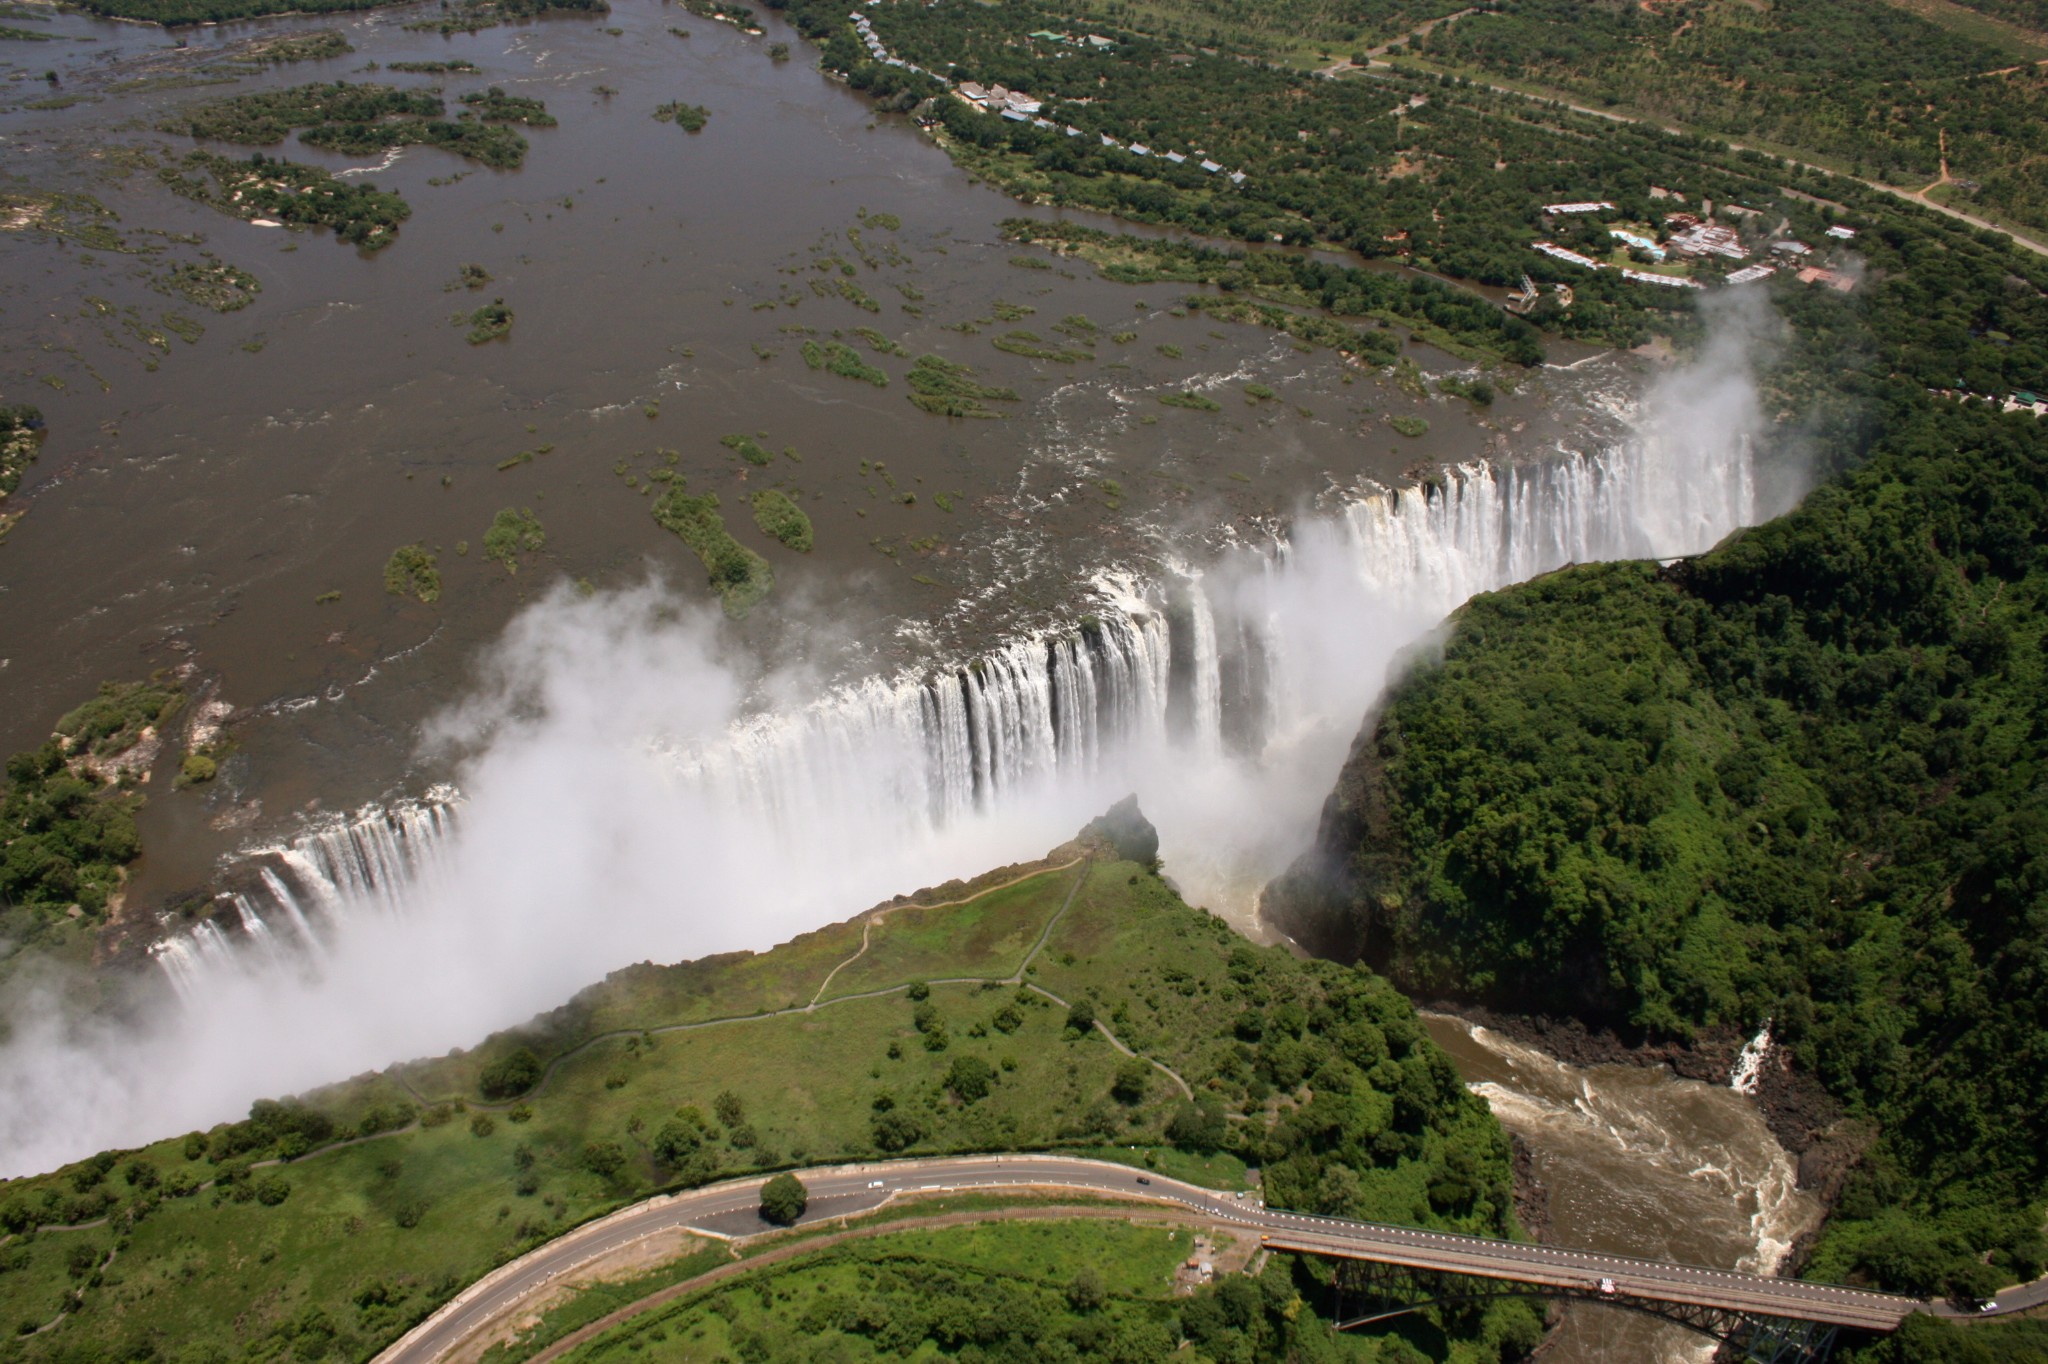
[0,7,1812,1359]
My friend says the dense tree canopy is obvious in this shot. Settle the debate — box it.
[1274,390,2048,1306]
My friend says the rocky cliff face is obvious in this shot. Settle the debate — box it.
[1261,711,1398,964]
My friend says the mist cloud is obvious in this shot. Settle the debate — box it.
[0,298,1797,1178]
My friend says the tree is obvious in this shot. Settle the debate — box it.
[1111,1059,1152,1104]
[1066,1267,1106,1312]
[760,1172,807,1225]
[581,1141,627,1178]
[1167,1097,1227,1153]
[653,1119,701,1166]
[871,1110,923,1152]
[479,1047,542,1100]
[1066,998,1097,1034]
[714,1090,745,1128]
[945,1054,994,1103]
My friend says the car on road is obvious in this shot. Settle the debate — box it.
[1979,1300,1999,1313]
[867,1180,885,1189]
[1598,1278,1617,1296]
[1135,1176,1151,1185]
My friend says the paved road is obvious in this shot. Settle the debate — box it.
[374,1153,1975,1364]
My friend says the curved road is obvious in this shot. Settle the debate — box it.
[373,1153,1995,1364]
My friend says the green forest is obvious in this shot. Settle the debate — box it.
[1270,392,2048,1342]
[1422,0,2048,234]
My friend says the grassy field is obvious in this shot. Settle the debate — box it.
[0,825,1524,1363]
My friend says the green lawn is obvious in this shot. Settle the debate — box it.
[819,862,1080,1000]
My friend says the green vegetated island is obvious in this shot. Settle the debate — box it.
[0,404,47,537]
[154,81,555,248]
[0,815,1540,1364]
[0,679,183,922]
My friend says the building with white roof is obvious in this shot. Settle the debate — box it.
[1622,268,1701,289]
[1534,241,1603,269]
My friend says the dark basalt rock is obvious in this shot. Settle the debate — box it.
[1083,794,1158,866]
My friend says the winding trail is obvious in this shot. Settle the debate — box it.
[388,857,1192,1108]
[807,856,1085,1008]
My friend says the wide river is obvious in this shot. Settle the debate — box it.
[1,6,1808,1360]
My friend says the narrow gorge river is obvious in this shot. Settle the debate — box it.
[1426,1018,1823,1363]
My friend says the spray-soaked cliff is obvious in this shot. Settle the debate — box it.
[1264,389,2048,1325]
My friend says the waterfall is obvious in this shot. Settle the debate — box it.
[1730,1022,1773,1096]
[156,427,1759,976]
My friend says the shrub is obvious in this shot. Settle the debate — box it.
[581,1142,627,1178]
[463,300,513,344]
[719,433,773,466]
[653,100,708,131]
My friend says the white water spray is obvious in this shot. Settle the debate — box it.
[1,308,1790,1177]
[1730,1021,1774,1097]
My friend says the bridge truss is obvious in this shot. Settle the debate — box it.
[1329,1261,1841,1364]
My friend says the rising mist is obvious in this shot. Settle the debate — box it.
[0,295,1798,1179]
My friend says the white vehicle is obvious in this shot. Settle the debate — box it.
[1598,1278,1617,1296]
[867,1180,886,1189]
[1979,1300,1998,1313]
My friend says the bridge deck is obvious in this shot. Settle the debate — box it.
[1259,1223,1920,1332]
